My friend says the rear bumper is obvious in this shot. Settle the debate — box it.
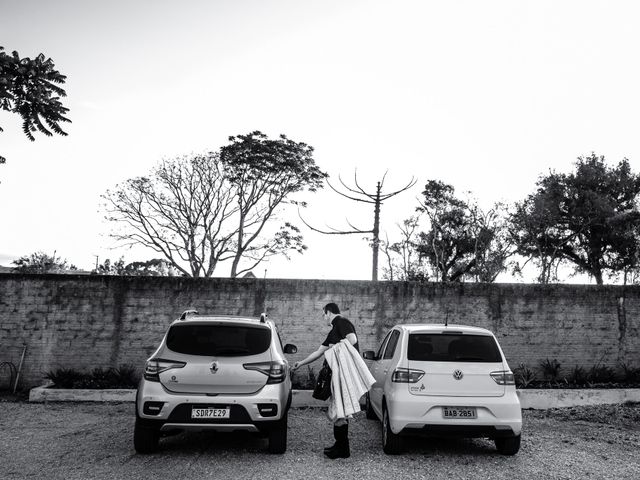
[137,414,283,434]
[159,423,259,433]
[401,424,518,438]
[136,379,291,433]
[386,389,522,437]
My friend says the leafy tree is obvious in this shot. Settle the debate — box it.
[12,251,77,273]
[510,154,640,285]
[219,131,327,277]
[103,153,239,277]
[466,202,514,282]
[93,257,127,275]
[509,180,568,283]
[415,180,512,282]
[93,257,178,276]
[380,216,429,281]
[103,135,325,278]
[0,47,70,163]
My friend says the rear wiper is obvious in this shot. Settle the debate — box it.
[453,356,485,361]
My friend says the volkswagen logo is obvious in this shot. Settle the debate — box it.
[210,361,219,374]
[453,369,464,380]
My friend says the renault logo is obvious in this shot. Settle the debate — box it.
[210,361,219,374]
[453,369,463,380]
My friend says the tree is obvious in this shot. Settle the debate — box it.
[299,171,416,281]
[103,134,325,278]
[219,131,327,277]
[466,202,514,282]
[380,216,429,281]
[510,154,640,285]
[415,180,512,282]
[0,47,70,163]
[103,153,239,277]
[509,181,569,283]
[93,257,178,276]
[12,251,77,274]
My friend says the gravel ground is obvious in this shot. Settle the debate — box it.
[1,401,639,480]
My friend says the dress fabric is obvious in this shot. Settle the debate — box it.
[324,339,376,422]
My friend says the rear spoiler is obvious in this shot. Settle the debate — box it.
[180,309,198,320]
[177,309,269,323]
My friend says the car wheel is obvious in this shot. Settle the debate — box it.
[495,434,521,455]
[382,405,402,455]
[365,392,377,420]
[267,413,288,454]
[134,419,160,454]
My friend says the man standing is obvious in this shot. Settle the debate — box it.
[292,302,358,459]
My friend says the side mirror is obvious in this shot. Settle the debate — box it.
[362,350,376,360]
[283,344,298,354]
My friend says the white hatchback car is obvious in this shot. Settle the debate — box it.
[363,324,522,455]
[135,311,296,454]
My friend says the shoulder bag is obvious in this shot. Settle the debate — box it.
[312,360,332,401]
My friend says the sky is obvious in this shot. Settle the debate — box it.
[1,0,640,281]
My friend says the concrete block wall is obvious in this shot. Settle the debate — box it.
[0,274,638,388]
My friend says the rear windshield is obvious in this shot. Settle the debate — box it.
[408,333,502,362]
[166,324,271,356]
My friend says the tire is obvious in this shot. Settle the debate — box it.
[134,419,160,454]
[382,405,402,455]
[365,392,377,420]
[495,434,521,455]
[267,413,288,454]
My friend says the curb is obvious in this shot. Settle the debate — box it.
[28,386,327,408]
[517,388,640,409]
[29,386,640,409]
[29,386,136,403]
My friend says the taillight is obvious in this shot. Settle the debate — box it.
[490,370,515,385]
[392,368,424,383]
[143,358,186,382]
[243,361,287,384]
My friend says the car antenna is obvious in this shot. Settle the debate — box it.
[444,311,449,327]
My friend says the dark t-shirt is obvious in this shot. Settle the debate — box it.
[322,315,359,352]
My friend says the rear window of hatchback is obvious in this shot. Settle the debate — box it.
[408,333,502,362]
[167,324,271,356]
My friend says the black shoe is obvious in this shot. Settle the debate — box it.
[324,424,350,459]
[324,444,350,459]
[323,442,338,453]
[323,424,341,453]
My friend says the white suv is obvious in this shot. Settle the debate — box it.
[134,311,297,454]
[363,324,522,455]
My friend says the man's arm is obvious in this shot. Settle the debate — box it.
[292,345,329,371]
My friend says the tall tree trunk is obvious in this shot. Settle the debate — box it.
[371,182,381,281]
[594,269,603,285]
[231,203,244,277]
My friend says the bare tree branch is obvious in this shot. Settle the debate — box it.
[302,170,416,280]
[298,209,371,235]
[327,178,374,203]
[379,176,418,200]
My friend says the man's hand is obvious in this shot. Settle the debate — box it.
[291,361,301,371]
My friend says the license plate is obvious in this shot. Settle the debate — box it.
[442,406,477,419]
[191,407,230,419]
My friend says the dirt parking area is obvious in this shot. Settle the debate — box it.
[1,401,639,480]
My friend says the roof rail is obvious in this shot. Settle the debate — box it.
[260,312,268,323]
[180,309,199,320]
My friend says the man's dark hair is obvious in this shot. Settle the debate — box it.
[323,303,340,315]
